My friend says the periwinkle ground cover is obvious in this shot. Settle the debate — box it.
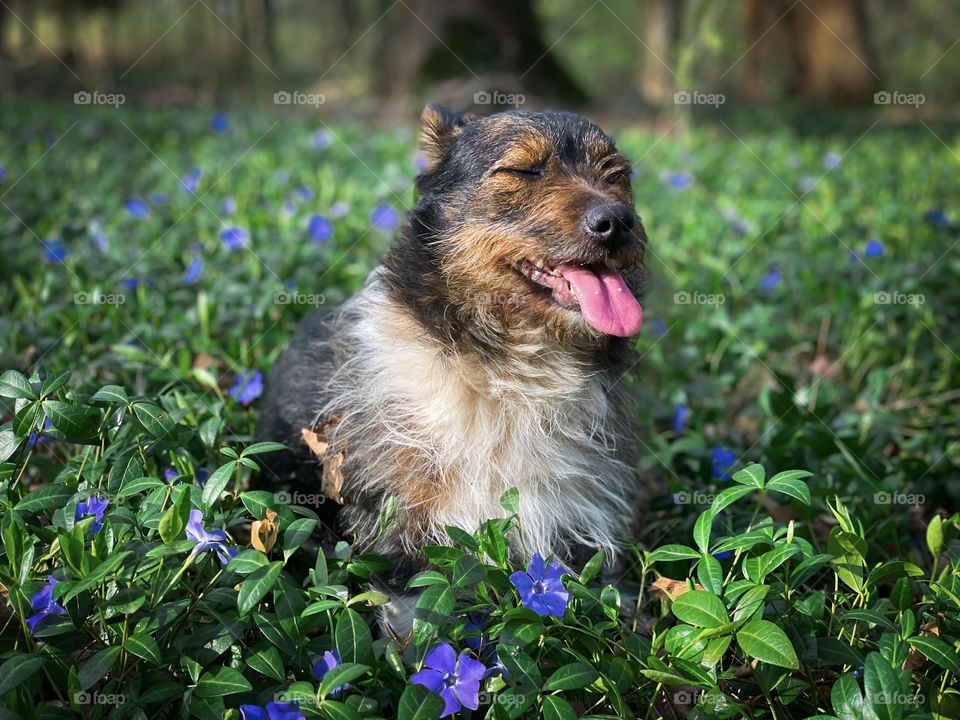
[0,103,959,718]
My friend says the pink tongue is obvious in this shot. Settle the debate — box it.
[557,264,643,337]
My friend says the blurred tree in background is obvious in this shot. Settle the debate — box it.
[0,0,956,120]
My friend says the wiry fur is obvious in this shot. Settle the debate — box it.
[257,105,647,628]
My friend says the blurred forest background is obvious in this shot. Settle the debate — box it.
[0,0,957,125]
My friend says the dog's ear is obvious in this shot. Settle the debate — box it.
[419,103,475,166]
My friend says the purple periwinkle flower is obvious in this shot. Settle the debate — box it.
[760,268,782,293]
[711,445,737,480]
[294,185,314,202]
[413,154,429,173]
[75,496,109,535]
[151,192,168,206]
[220,196,237,215]
[26,577,67,633]
[411,643,488,717]
[671,403,690,433]
[307,214,333,242]
[713,550,733,560]
[27,419,52,448]
[42,239,68,263]
[195,468,208,487]
[211,112,229,133]
[239,702,304,720]
[370,203,400,232]
[925,209,951,228]
[823,152,841,170]
[185,509,237,565]
[220,227,248,252]
[181,256,203,284]
[182,168,202,194]
[509,553,570,618]
[328,201,350,219]
[312,130,332,149]
[312,650,347,697]
[124,198,150,219]
[229,370,263,405]
[90,222,108,250]
[0,165,5,182]
[665,171,692,191]
[864,239,884,258]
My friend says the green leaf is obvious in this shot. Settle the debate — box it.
[541,696,578,720]
[710,485,756,515]
[158,486,191,543]
[398,683,444,720]
[731,585,769,622]
[194,666,253,697]
[742,544,801,583]
[117,476,166,498]
[283,518,317,554]
[43,400,100,438]
[697,553,724,595]
[63,551,134,601]
[90,384,128,404]
[543,662,600,691]
[247,646,286,681]
[0,370,36,400]
[322,701,363,720]
[647,544,701,563]
[500,487,520,514]
[124,633,162,665]
[831,672,868,720]
[336,607,374,665]
[579,549,605,585]
[839,609,898,633]
[927,515,945,559]
[131,401,177,440]
[453,555,486,588]
[78,646,121,691]
[693,510,714,553]
[107,448,143,494]
[671,590,730,627]
[0,655,44,695]
[736,619,799,669]
[40,370,72,398]
[238,561,283,614]
[765,470,812,504]
[15,484,74,514]
[240,441,288,457]
[863,652,903,720]
[319,662,369,698]
[905,636,960,676]
[201,461,236,509]
[731,463,765,489]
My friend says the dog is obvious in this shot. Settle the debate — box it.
[256,104,647,638]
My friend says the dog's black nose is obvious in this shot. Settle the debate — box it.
[583,203,635,248]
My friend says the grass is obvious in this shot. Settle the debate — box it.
[1,101,959,719]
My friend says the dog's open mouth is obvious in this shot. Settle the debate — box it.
[512,259,643,337]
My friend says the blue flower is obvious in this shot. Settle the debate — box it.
[196,468,208,487]
[75,496,109,535]
[125,198,150,219]
[411,643,488,717]
[220,196,237,215]
[294,185,314,202]
[121,277,142,291]
[413,154,429,173]
[650,317,668,339]
[185,509,237,565]
[211,112,229,133]
[370,203,400,231]
[312,650,347,697]
[925,209,951,228]
[462,613,490,653]
[181,256,203,284]
[90,222,108,250]
[26,577,67,633]
[151,192,168,206]
[713,550,732,560]
[312,130,332,149]
[665,171,693,191]
[27,420,51,448]
[671,403,690,433]
[823,152,841,170]
[307,214,333,242]
[329,201,350,219]
[229,370,263,405]
[281,200,296,217]
[164,466,180,482]
[220,227,248,252]
[42,239,68,263]
[0,165,5,181]
[864,238,884,258]
[760,268,782,293]
[798,176,816,194]
[711,445,737,480]
[239,702,304,720]
[182,168,202,194]
[509,553,569,618]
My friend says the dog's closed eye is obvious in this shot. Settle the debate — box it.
[493,166,544,178]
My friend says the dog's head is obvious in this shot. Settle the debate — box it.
[388,104,646,351]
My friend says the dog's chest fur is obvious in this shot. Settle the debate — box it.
[319,270,633,562]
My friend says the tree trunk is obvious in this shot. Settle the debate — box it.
[637,0,684,107]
